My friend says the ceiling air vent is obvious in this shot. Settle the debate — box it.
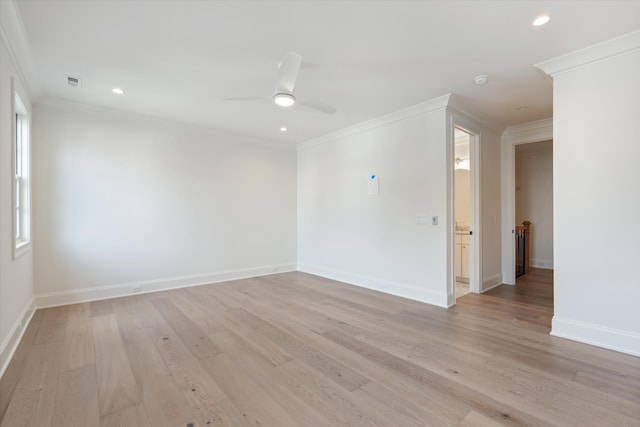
[66,75,81,87]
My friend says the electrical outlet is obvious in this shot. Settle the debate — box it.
[271,266,278,273]
[17,320,23,330]
[131,285,143,293]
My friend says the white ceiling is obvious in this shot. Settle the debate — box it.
[16,0,640,145]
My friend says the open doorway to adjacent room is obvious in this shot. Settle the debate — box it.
[454,128,473,300]
[491,125,555,325]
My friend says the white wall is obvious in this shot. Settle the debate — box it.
[298,98,450,306]
[0,3,36,376]
[515,142,553,268]
[537,30,640,356]
[32,102,297,305]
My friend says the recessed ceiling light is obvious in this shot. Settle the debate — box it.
[473,75,488,85]
[112,87,125,95]
[517,106,528,111]
[532,15,550,27]
[280,127,287,132]
[274,93,295,107]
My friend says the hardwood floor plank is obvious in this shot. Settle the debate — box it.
[0,340,64,427]
[200,353,300,427]
[151,298,221,359]
[215,284,364,335]
[163,289,224,336]
[406,332,636,425]
[277,358,392,427]
[210,328,337,427]
[90,299,114,317]
[51,365,100,427]
[0,310,42,421]
[116,314,193,427]
[458,410,507,427]
[201,305,295,367]
[322,328,552,426]
[110,294,148,317]
[355,380,444,427]
[100,403,151,427]
[92,315,141,417]
[233,307,370,391]
[34,306,69,344]
[244,302,468,424]
[574,370,640,404]
[278,272,423,313]
[139,303,247,427]
[61,303,95,371]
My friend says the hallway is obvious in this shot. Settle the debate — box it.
[455,268,554,329]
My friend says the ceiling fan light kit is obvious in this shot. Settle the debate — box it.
[226,51,336,115]
[274,92,295,107]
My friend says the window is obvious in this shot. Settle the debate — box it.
[13,93,30,257]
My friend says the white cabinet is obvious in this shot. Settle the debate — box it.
[460,243,469,278]
[455,240,462,278]
[455,233,470,282]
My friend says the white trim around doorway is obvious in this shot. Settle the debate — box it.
[500,118,553,284]
[448,110,482,306]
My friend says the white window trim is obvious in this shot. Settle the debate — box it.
[12,84,31,259]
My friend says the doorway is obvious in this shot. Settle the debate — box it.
[501,119,553,284]
[451,124,480,303]
[454,129,472,299]
[515,140,554,274]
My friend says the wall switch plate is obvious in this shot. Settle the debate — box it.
[416,215,428,224]
[432,216,438,225]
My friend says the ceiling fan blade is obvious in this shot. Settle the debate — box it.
[223,96,268,101]
[298,98,337,115]
[276,52,302,94]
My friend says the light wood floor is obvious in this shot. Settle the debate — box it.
[1,270,638,426]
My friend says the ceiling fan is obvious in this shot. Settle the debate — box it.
[225,52,337,115]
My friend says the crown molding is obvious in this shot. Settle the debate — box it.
[536,30,640,77]
[0,0,41,101]
[502,117,553,145]
[297,94,452,151]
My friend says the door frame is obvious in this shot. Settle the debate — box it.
[500,118,553,284]
[449,114,481,305]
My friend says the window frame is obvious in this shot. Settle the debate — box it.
[12,88,31,259]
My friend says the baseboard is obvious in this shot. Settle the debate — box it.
[0,297,36,380]
[298,263,448,308]
[530,259,554,269]
[35,263,297,308]
[482,274,503,292]
[551,316,640,357]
